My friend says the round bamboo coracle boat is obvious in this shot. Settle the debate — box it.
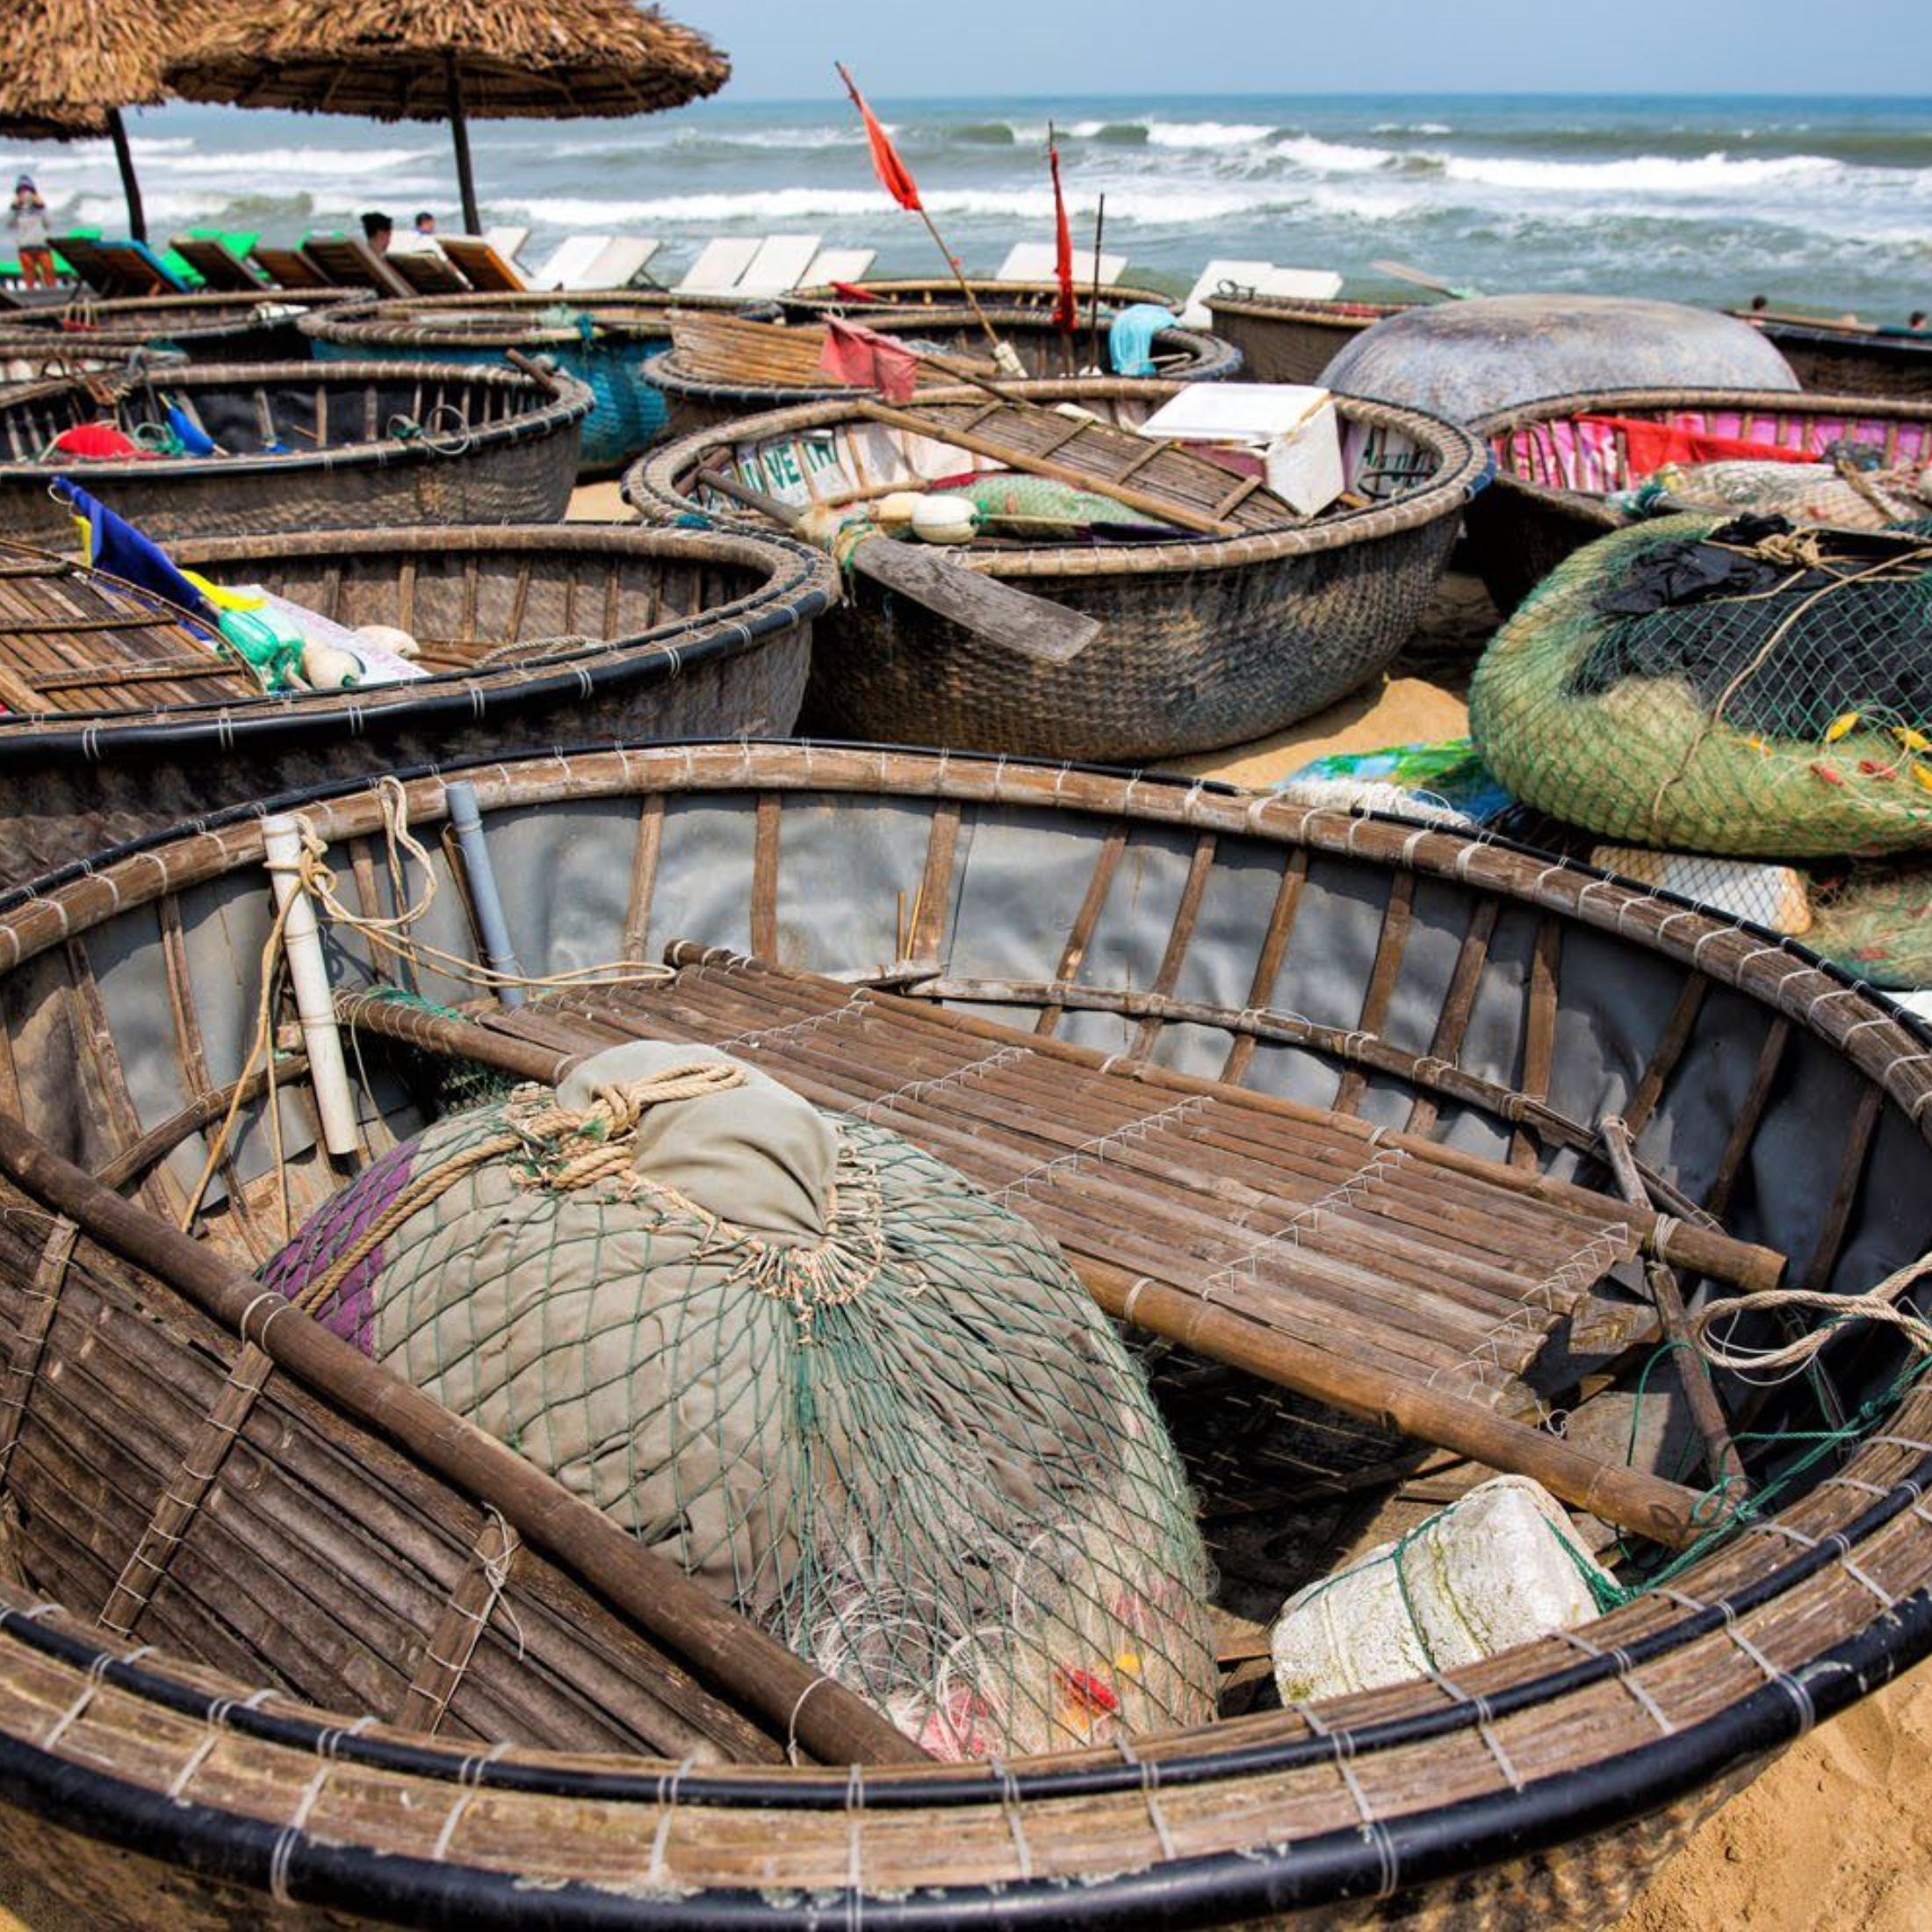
[0,741,1927,1927]
[1204,290,1418,385]
[645,305,1242,442]
[1466,386,1932,615]
[0,358,591,544]
[0,290,360,363]
[0,526,833,886]
[626,378,1482,761]
[779,277,1175,321]
[301,290,761,472]
[1730,309,1932,404]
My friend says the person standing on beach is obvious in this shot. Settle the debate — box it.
[362,211,394,256]
[9,177,54,288]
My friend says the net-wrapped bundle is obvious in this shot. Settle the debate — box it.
[1806,858,1932,989]
[1470,512,1932,857]
[262,1040,1217,1758]
[1622,458,1932,530]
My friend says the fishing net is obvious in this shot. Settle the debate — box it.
[1469,512,1932,857]
[1806,858,1932,989]
[261,1039,1217,1758]
[1612,458,1932,530]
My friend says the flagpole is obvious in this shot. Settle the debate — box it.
[835,61,1010,365]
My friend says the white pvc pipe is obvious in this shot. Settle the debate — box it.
[262,814,360,1158]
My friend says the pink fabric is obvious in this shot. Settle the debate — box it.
[819,317,920,404]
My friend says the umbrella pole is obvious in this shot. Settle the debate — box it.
[106,108,146,243]
[447,56,481,235]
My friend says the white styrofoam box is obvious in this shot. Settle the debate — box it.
[1272,1475,1615,1703]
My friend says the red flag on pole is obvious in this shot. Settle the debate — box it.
[819,316,921,404]
[1049,130,1076,333]
[837,62,921,213]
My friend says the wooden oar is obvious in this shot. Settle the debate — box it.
[1371,259,1477,299]
[696,465,1103,666]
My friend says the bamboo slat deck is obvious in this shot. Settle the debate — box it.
[0,546,252,715]
[408,946,1776,1546]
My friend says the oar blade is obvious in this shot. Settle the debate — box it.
[847,540,1104,664]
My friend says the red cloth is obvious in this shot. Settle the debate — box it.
[838,64,922,213]
[819,316,920,404]
[1049,140,1076,333]
[51,422,144,459]
[830,281,882,303]
[1582,415,1835,479]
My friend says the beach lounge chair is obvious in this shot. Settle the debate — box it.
[733,235,823,296]
[439,235,527,292]
[169,235,270,292]
[483,227,530,269]
[53,234,189,299]
[249,244,333,290]
[387,245,472,295]
[798,247,877,290]
[1179,261,1344,328]
[300,235,415,297]
[674,237,761,295]
[528,235,662,291]
[997,242,1127,287]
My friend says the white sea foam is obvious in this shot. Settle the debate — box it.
[1270,134,1401,174]
[1143,120,1276,148]
[152,145,437,178]
[1432,149,1851,195]
[1372,122,1453,136]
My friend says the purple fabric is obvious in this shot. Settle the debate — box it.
[260,1138,420,1355]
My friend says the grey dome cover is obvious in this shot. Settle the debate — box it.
[1320,293,1799,425]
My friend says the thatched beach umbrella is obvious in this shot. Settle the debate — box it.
[0,0,170,242]
[168,0,730,237]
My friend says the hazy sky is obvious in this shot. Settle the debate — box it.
[672,2,1932,100]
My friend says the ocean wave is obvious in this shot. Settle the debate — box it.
[1434,149,1871,194]
[1270,134,1398,174]
[1145,120,1278,148]
[149,144,439,178]
[506,183,1265,227]
[1372,122,1452,136]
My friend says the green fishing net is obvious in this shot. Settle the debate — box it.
[1470,512,1932,857]
[261,1040,1217,1759]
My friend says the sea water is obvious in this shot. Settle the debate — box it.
[5,92,1926,314]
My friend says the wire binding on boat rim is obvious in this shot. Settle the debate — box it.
[627,378,1490,578]
[0,289,360,350]
[0,526,837,757]
[299,289,765,353]
[1203,290,1415,328]
[0,357,594,484]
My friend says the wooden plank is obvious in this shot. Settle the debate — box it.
[1406,898,1501,1137]
[1701,1015,1791,1220]
[622,795,667,963]
[1511,916,1561,1168]
[1621,976,1709,1140]
[394,1510,520,1736]
[1221,851,1308,1085]
[907,799,961,963]
[1128,832,1218,1059]
[1331,874,1415,1116]
[750,794,782,961]
[1038,825,1126,1040]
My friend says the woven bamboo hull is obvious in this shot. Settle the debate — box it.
[1755,325,1932,403]
[0,743,1926,1925]
[0,359,590,544]
[0,525,832,889]
[1204,296,1413,386]
[628,379,1481,761]
[1465,386,1932,616]
[780,279,1177,321]
[797,510,1459,759]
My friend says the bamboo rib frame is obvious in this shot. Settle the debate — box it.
[0,743,1924,1926]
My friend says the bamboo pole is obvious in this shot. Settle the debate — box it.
[1087,195,1107,372]
[0,1107,926,1767]
[447,55,482,239]
[1600,1115,1750,1496]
